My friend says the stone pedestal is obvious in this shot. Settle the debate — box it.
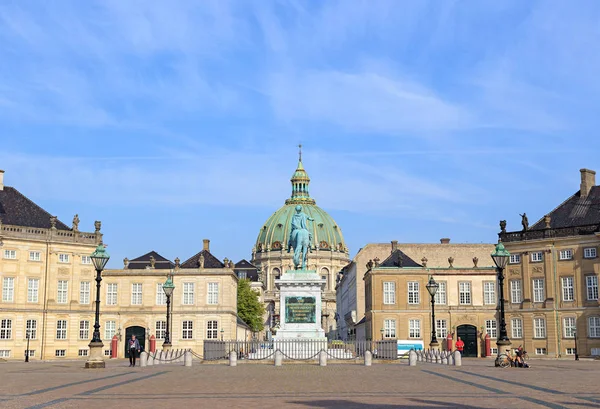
[162,342,172,351]
[274,270,326,340]
[85,341,105,369]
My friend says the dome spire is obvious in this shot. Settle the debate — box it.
[285,146,316,205]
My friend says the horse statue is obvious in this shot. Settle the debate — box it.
[287,205,314,270]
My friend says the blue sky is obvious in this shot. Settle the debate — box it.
[1,1,599,268]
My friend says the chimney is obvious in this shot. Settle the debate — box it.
[391,240,398,253]
[0,170,4,191]
[203,239,210,252]
[580,168,596,198]
[440,238,451,244]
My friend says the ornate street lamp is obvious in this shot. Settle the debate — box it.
[574,331,579,361]
[162,275,175,350]
[491,241,511,351]
[86,243,110,369]
[25,330,30,363]
[220,328,225,341]
[380,327,384,340]
[426,276,440,348]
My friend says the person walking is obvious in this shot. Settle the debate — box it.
[455,337,465,355]
[128,335,141,367]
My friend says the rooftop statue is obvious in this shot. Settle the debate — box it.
[287,205,314,270]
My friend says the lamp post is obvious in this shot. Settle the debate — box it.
[574,331,579,361]
[220,328,225,341]
[86,243,110,369]
[426,276,440,348]
[162,276,175,351]
[491,242,511,352]
[25,330,30,363]
[380,328,384,340]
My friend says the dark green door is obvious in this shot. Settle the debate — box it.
[457,325,478,357]
[125,326,146,358]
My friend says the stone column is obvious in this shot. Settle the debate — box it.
[364,350,372,366]
[229,351,237,367]
[319,350,327,367]
[408,350,417,367]
[184,351,192,367]
[453,351,462,366]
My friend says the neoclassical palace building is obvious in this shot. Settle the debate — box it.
[251,154,350,337]
[0,169,245,360]
[498,169,600,358]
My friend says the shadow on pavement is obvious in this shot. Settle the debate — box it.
[288,398,485,409]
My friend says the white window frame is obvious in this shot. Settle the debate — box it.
[81,256,92,265]
[183,282,195,305]
[55,349,66,357]
[79,282,90,305]
[409,319,421,338]
[383,319,396,338]
[206,320,218,339]
[511,318,523,339]
[584,247,597,259]
[207,283,219,305]
[56,320,68,340]
[29,251,41,262]
[483,282,496,305]
[563,317,576,338]
[156,321,166,339]
[104,321,116,341]
[131,283,142,305]
[436,319,448,338]
[3,249,16,259]
[383,282,396,305]
[27,278,39,303]
[559,249,573,260]
[79,320,89,340]
[106,283,118,306]
[586,276,598,301]
[510,280,522,304]
[531,252,543,262]
[2,277,15,302]
[0,319,12,339]
[561,277,574,302]
[78,349,89,357]
[589,317,600,338]
[434,281,446,305]
[459,282,471,305]
[26,319,37,339]
[58,253,70,263]
[532,278,545,303]
[0,350,11,358]
[509,254,521,264]
[156,283,167,306]
[566,348,576,355]
[485,319,497,338]
[535,348,547,355]
[182,321,193,339]
[407,282,419,305]
[57,280,69,304]
[534,318,546,338]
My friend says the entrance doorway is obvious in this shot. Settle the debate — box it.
[456,325,478,357]
[125,326,146,358]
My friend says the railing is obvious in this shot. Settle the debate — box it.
[203,339,399,361]
[0,223,100,244]
[500,224,599,242]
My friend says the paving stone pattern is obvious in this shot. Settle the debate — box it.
[0,359,599,408]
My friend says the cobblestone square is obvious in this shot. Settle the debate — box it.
[1,359,599,409]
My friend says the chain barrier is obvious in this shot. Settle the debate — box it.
[189,350,204,360]
[277,348,323,361]
[324,349,362,361]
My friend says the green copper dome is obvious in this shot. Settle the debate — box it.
[254,154,348,254]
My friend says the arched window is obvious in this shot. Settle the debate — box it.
[271,268,281,290]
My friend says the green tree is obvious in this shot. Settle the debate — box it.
[237,279,265,332]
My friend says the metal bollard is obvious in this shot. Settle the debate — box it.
[409,350,417,367]
[184,351,192,367]
[275,350,283,366]
[453,350,462,367]
[229,351,237,367]
[364,350,372,366]
[319,350,327,367]
[140,351,148,367]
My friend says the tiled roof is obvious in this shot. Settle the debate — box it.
[234,259,259,281]
[234,259,257,269]
[0,186,70,229]
[379,249,422,268]
[180,249,225,269]
[126,251,174,270]
[531,186,600,230]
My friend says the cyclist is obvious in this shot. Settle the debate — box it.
[514,345,524,367]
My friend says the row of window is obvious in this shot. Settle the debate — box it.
[2,250,91,264]
[379,317,600,340]
[1,279,220,306]
[0,318,223,340]
[509,276,598,304]
[382,281,497,306]
[509,248,597,265]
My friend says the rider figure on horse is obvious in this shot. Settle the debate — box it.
[287,205,314,270]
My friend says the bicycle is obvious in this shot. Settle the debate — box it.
[495,349,529,368]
